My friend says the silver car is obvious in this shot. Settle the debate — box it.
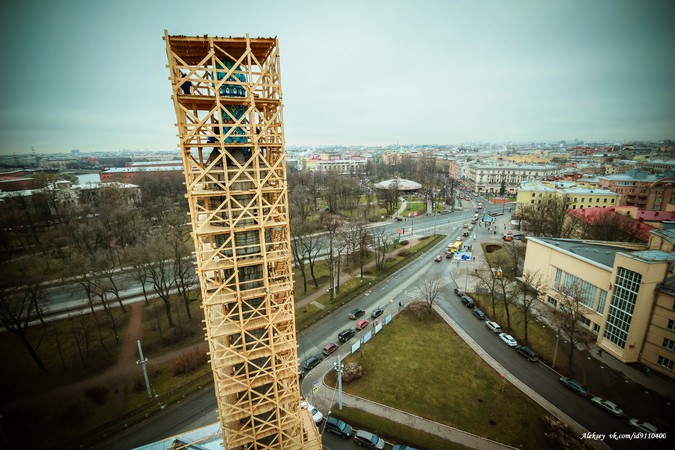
[591,396,623,417]
[354,430,385,449]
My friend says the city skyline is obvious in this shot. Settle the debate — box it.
[1,0,674,155]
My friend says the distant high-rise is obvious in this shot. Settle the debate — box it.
[164,32,320,449]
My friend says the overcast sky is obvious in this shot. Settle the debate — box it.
[1,0,674,154]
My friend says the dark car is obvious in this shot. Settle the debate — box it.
[453,287,464,297]
[324,416,353,438]
[371,307,384,318]
[302,354,322,371]
[349,308,365,319]
[559,376,589,397]
[461,295,474,308]
[298,366,306,380]
[338,328,356,342]
[515,345,538,362]
[472,308,485,320]
[462,231,470,237]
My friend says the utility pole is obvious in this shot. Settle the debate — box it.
[136,340,152,399]
[333,355,344,411]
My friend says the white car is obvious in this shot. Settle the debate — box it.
[499,332,517,347]
[300,401,324,424]
[486,321,502,333]
[628,419,657,433]
[591,396,623,417]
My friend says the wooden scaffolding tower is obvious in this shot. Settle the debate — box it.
[163,32,320,449]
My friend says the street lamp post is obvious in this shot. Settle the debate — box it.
[332,355,344,411]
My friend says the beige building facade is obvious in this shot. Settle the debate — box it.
[523,230,675,379]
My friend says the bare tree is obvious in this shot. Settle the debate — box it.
[0,284,47,372]
[370,225,392,271]
[550,281,596,371]
[319,213,343,300]
[519,195,574,238]
[146,232,177,327]
[517,270,547,343]
[416,275,443,308]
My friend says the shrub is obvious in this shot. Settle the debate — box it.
[397,249,411,257]
[172,348,208,375]
[342,362,363,383]
[399,240,409,246]
[84,385,109,405]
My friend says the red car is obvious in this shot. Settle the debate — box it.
[356,319,369,330]
[434,255,442,262]
[322,342,338,356]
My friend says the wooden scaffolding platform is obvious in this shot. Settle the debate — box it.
[163,32,320,449]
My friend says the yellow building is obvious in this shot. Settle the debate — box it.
[522,227,675,379]
[516,180,620,214]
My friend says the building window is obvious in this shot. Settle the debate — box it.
[611,199,615,203]
[604,198,607,203]
[664,338,675,351]
[593,323,600,333]
[580,316,591,327]
[547,296,557,307]
[658,356,674,370]
[604,267,642,348]
[669,319,675,331]
[597,290,607,314]
[554,268,562,290]
[580,280,597,309]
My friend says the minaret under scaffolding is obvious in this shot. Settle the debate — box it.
[163,32,320,449]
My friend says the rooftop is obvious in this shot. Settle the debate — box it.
[530,237,638,269]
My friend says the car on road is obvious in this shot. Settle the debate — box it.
[324,416,353,438]
[628,419,658,433]
[502,233,513,241]
[393,446,419,450]
[338,328,356,342]
[472,308,486,320]
[463,223,469,228]
[463,231,470,237]
[371,307,384,318]
[354,430,385,449]
[461,295,474,308]
[300,401,323,424]
[356,319,369,330]
[559,376,589,397]
[298,366,306,380]
[434,255,442,262]
[499,332,517,347]
[591,396,623,417]
[515,345,538,362]
[486,321,502,333]
[349,308,365,319]
[322,342,338,356]
[302,354,323,371]
[453,287,463,297]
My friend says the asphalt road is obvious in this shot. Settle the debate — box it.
[91,199,666,450]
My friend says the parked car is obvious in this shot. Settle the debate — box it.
[513,233,525,240]
[354,430,385,449]
[461,295,474,308]
[628,419,658,433]
[356,319,369,330]
[349,308,365,319]
[499,332,517,347]
[559,376,589,397]
[486,321,502,333]
[371,307,384,318]
[434,255,442,262]
[462,231,470,237]
[472,308,486,320]
[453,287,463,297]
[392,446,419,450]
[298,366,306,380]
[515,345,538,362]
[324,416,353,438]
[591,396,623,417]
[302,354,323,371]
[502,233,513,241]
[322,342,338,356]
[338,328,355,342]
[300,401,323,424]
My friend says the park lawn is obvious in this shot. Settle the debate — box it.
[328,308,550,449]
